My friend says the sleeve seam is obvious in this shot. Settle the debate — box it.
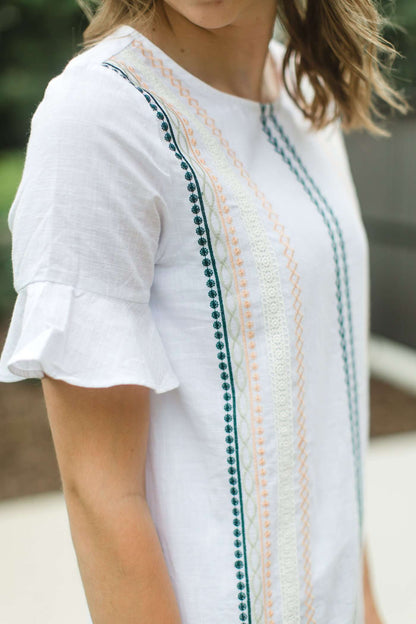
[16,279,149,306]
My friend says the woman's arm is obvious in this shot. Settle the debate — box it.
[41,376,182,624]
[363,543,384,624]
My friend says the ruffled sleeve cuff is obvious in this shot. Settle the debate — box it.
[0,281,180,394]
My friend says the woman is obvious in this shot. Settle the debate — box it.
[0,1,407,622]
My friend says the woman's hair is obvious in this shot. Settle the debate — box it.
[77,0,409,135]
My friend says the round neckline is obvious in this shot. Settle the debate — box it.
[114,23,283,110]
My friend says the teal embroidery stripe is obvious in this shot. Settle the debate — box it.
[102,60,252,623]
[260,105,363,536]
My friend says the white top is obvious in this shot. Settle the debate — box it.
[0,24,370,624]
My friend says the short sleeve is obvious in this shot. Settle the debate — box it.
[0,60,180,392]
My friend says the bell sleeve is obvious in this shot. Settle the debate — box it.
[0,61,180,393]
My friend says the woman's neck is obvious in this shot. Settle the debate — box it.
[136,0,281,104]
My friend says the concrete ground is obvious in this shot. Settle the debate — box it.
[0,432,415,624]
[363,431,416,624]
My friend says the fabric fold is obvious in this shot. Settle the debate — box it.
[0,280,180,393]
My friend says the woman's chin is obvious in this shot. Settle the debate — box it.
[164,0,242,31]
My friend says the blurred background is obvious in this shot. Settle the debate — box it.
[0,1,415,623]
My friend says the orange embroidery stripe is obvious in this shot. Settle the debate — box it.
[131,39,316,624]
[114,63,275,622]
[162,96,275,622]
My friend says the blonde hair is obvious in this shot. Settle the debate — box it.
[78,0,409,135]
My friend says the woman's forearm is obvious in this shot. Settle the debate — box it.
[363,544,383,623]
[64,489,182,624]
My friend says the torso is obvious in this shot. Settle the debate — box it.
[73,24,370,623]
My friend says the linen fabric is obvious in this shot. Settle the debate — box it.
[0,24,370,624]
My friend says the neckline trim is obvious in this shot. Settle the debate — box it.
[111,23,284,110]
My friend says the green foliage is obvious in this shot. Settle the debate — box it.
[0,151,25,220]
[0,0,87,149]
[0,243,15,321]
[0,151,25,319]
[382,0,416,102]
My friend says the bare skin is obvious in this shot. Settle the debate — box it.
[364,546,384,624]
[136,0,281,104]
[41,376,183,624]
